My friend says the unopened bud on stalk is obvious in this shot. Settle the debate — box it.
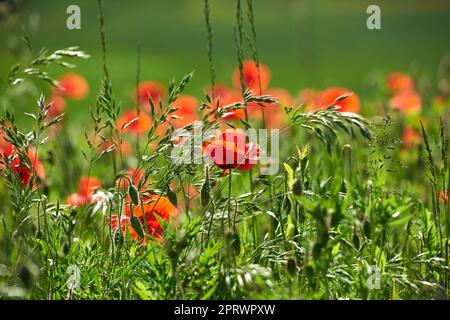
[113,228,124,246]
[18,265,32,289]
[167,185,178,207]
[292,178,303,196]
[225,229,241,256]
[63,242,70,256]
[285,257,297,276]
[201,165,211,207]
[128,184,139,206]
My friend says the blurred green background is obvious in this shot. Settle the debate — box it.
[1,0,450,124]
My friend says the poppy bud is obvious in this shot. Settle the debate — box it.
[113,228,124,246]
[128,184,140,206]
[304,263,314,279]
[363,220,371,239]
[292,178,303,196]
[225,230,241,256]
[130,215,144,238]
[352,232,360,249]
[63,242,70,256]
[18,265,32,289]
[285,257,297,276]
[201,165,210,207]
[312,242,323,260]
[167,185,178,207]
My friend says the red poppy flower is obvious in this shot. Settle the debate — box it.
[402,126,421,148]
[206,84,244,121]
[389,90,421,114]
[46,94,66,119]
[66,193,87,207]
[134,81,166,111]
[203,131,260,171]
[316,87,361,113]
[116,167,145,190]
[298,88,318,111]
[111,194,178,241]
[57,73,89,100]
[100,138,133,157]
[169,95,199,128]
[117,110,152,135]
[247,88,293,128]
[386,72,414,93]
[110,214,130,236]
[169,182,199,208]
[232,60,271,92]
[78,176,102,198]
[66,176,102,207]
[1,142,45,188]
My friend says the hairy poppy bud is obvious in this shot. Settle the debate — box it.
[113,228,124,246]
[130,215,144,238]
[285,257,297,276]
[201,165,211,207]
[167,185,178,207]
[352,232,360,249]
[292,178,303,196]
[63,242,70,256]
[18,265,32,289]
[363,220,371,239]
[304,263,314,279]
[225,230,241,256]
[128,184,140,206]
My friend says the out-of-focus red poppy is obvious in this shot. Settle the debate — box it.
[46,95,66,119]
[389,90,422,114]
[298,88,319,111]
[110,215,130,236]
[203,131,260,171]
[247,88,293,128]
[206,84,244,121]
[0,131,8,150]
[316,87,361,113]
[134,81,166,111]
[1,141,45,188]
[169,182,199,208]
[169,95,199,128]
[67,176,102,207]
[402,126,421,149]
[57,73,89,100]
[117,110,152,135]
[100,138,133,157]
[116,167,145,190]
[111,194,179,241]
[232,60,271,92]
[66,193,87,207]
[386,72,414,93]
[78,176,102,198]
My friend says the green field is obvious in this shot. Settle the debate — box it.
[1,0,450,124]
